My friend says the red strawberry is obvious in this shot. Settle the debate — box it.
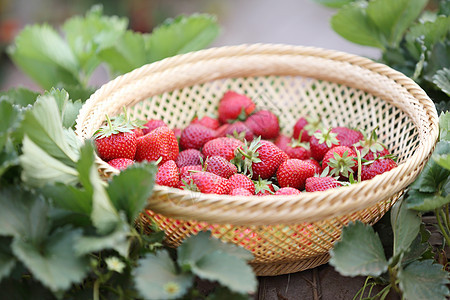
[306,159,322,174]
[173,128,182,140]
[180,124,216,150]
[235,137,285,179]
[178,165,202,188]
[285,139,311,160]
[293,116,322,142]
[321,146,358,179]
[355,128,391,161]
[215,123,230,137]
[305,176,341,192]
[220,121,254,142]
[94,115,137,161]
[331,127,363,147]
[275,187,301,195]
[191,116,220,130]
[156,160,179,188]
[230,188,253,196]
[361,158,397,181]
[133,127,144,138]
[190,171,231,195]
[218,91,256,124]
[142,119,167,135]
[310,129,340,162]
[229,173,255,194]
[254,177,276,196]
[276,159,316,190]
[135,126,179,164]
[202,137,243,161]
[205,156,237,178]
[108,158,134,170]
[244,110,280,140]
[176,149,204,168]
[274,134,291,152]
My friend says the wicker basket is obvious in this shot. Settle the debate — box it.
[75,44,439,276]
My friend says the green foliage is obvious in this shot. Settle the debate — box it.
[7,5,220,102]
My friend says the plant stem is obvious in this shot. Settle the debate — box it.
[94,279,100,300]
[435,208,450,247]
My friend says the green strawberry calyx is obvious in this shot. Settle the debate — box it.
[233,136,263,177]
[289,136,310,149]
[356,127,386,157]
[112,106,146,129]
[327,150,356,178]
[313,128,339,148]
[253,177,276,195]
[303,116,323,135]
[93,114,134,139]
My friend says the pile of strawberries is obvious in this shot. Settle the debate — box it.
[93,91,398,196]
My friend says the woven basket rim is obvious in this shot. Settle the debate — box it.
[76,43,439,226]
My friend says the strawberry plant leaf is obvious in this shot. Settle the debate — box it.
[390,199,421,257]
[11,226,89,293]
[366,0,428,48]
[433,68,450,97]
[439,111,450,142]
[406,189,450,212]
[0,87,39,107]
[433,152,450,170]
[62,5,128,77]
[331,2,384,49]
[145,14,220,63]
[7,24,81,90]
[311,0,355,8]
[20,136,79,188]
[20,93,79,166]
[0,101,21,150]
[0,238,16,283]
[106,162,157,223]
[134,250,193,300]
[398,260,450,300]
[329,221,388,277]
[43,88,82,129]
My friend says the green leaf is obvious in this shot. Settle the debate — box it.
[390,199,422,257]
[11,227,89,293]
[434,153,450,170]
[398,260,450,300]
[406,189,450,211]
[43,88,83,129]
[75,221,130,257]
[0,237,16,282]
[146,14,220,63]
[20,136,79,188]
[134,251,193,300]
[98,31,147,74]
[0,187,49,244]
[433,68,450,97]
[406,16,450,58]
[439,111,450,142]
[310,0,355,8]
[366,0,428,47]
[401,234,430,265]
[42,183,92,214]
[177,232,256,294]
[20,93,79,165]
[62,5,128,77]
[0,87,40,107]
[0,139,19,178]
[7,24,80,89]
[106,162,157,223]
[329,221,388,277]
[0,100,21,150]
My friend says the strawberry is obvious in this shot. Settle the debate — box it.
[205,156,237,178]
[355,128,391,161]
[309,129,340,162]
[274,134,291,152]
[235,137,285,179]
[220,121,254,142]
[228,173,255,194]
[230,188,253,196]
[190,171,231,195]
[202,137,243,161]
[218,91,256,124]
[179,124,216,150]
[293,116,322,142]
[361,158,397,181]
[253,177,276,196]
[285,138,311,160]
[305,176,341,192]
[173,127,182,141]
[321,146,358,179]
[276,159,316,190]
[176,149,204,168]
[178,165,202,188]
[331,126,363,147]
[133,127,144,138]
[135,126,179,163]
[244,110,280,140]
[215,123,230,137]
[191,115,220,130]
[142,119,167,135]
[108,158,134,170]
[94,115,137,161]
[306,159,321,174]
[156,160,179,188]
[275,187,301,195]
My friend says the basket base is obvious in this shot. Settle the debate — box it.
[251,253,330,276]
